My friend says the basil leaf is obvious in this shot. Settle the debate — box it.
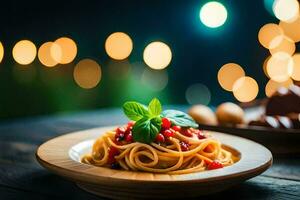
[123,102,149,121]
[148,98,162,116]
[132,116,162,143]
[162,109,198,128]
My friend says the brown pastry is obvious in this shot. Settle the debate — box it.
[266,85,300,116]
[188,105,217,125]
[215,102,244,125]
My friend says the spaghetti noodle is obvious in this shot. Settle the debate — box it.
[82,98,237,174]
[82,126,236,174]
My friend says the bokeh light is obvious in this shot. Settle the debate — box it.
[51,37,77,64]
[291,54,300,81]
[12,40,37,65]
[199,1,227,28]
[273,0,299,22]
[265,78,293,97]
[143,41,172,70]
[267,52,293,82]
[185,83,211,105]
[258,23,283,49]
[263,56,271,78]
[73,59,102,89]
[279,16,300,42]
[233,76,259,102]
[217,63,245,91]
[141,68,168,91]
[269,36,295,55]
[0,42,3,63]
[105,32,133,60]
[38,42,62,67]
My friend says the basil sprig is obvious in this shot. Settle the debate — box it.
[123,101,149,121]
[132,116,161,143]
[162,110,198,128]
[123,98,162,143]
[122,98,198,143]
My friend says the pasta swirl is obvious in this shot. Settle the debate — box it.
[82,128,237,174]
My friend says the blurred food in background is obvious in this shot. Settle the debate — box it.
[249,83,300,129]
[188,104,217,125]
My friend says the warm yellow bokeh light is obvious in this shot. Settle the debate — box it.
[263,56,271,78]
[73,59,101,89]
[52,37,77,64]
[273,0,299,22]
[292,54,300,81]
[217,63,245,91]
[233,76,259,102]
[269,36,295,55]
[267,52,294,82]
[199,1,227,28]
[13,40,37,65]
[38,42,62,67]
[265,78,293,97]
[279,16,300,42]
[258,23,283,49]
[143,41,172,70]
[0,42,4,63]
[105,32,133,60]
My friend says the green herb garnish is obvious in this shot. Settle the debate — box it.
[161,110,198,128]
[122,98,198,143]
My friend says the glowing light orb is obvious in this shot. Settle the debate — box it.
[185,83,211,105]
[0,42,3,63]
[233,76,259,102]
[279,16,300,42]
[105,32,133,60]
[263,56,271,78]
[143,41,172,70]
[269,36,295,55]
[267,52,293,82]
[265,78,293,97]
[73,59,102,89]
[200,1,227,28]
[217,63,245,91]
[13,40,37,65]
[38,42,62,67]
[291,54,300,81]
[258,23,283,49]
[273,0,299,22]
[52,37,77,64]
[141,68,168,91]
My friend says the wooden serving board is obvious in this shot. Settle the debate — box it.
[36,126,272,199]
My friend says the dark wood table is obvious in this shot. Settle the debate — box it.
[0,107,299,200]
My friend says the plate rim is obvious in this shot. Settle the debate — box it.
[36,126,273,184]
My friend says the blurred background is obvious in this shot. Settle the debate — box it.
[0,0,299,119]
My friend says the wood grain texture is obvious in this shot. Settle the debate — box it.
[36,126,272,199]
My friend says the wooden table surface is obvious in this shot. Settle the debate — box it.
[0,107,299,200]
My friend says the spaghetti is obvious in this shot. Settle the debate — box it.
[82,98,237,174]
[82,125,237,174]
